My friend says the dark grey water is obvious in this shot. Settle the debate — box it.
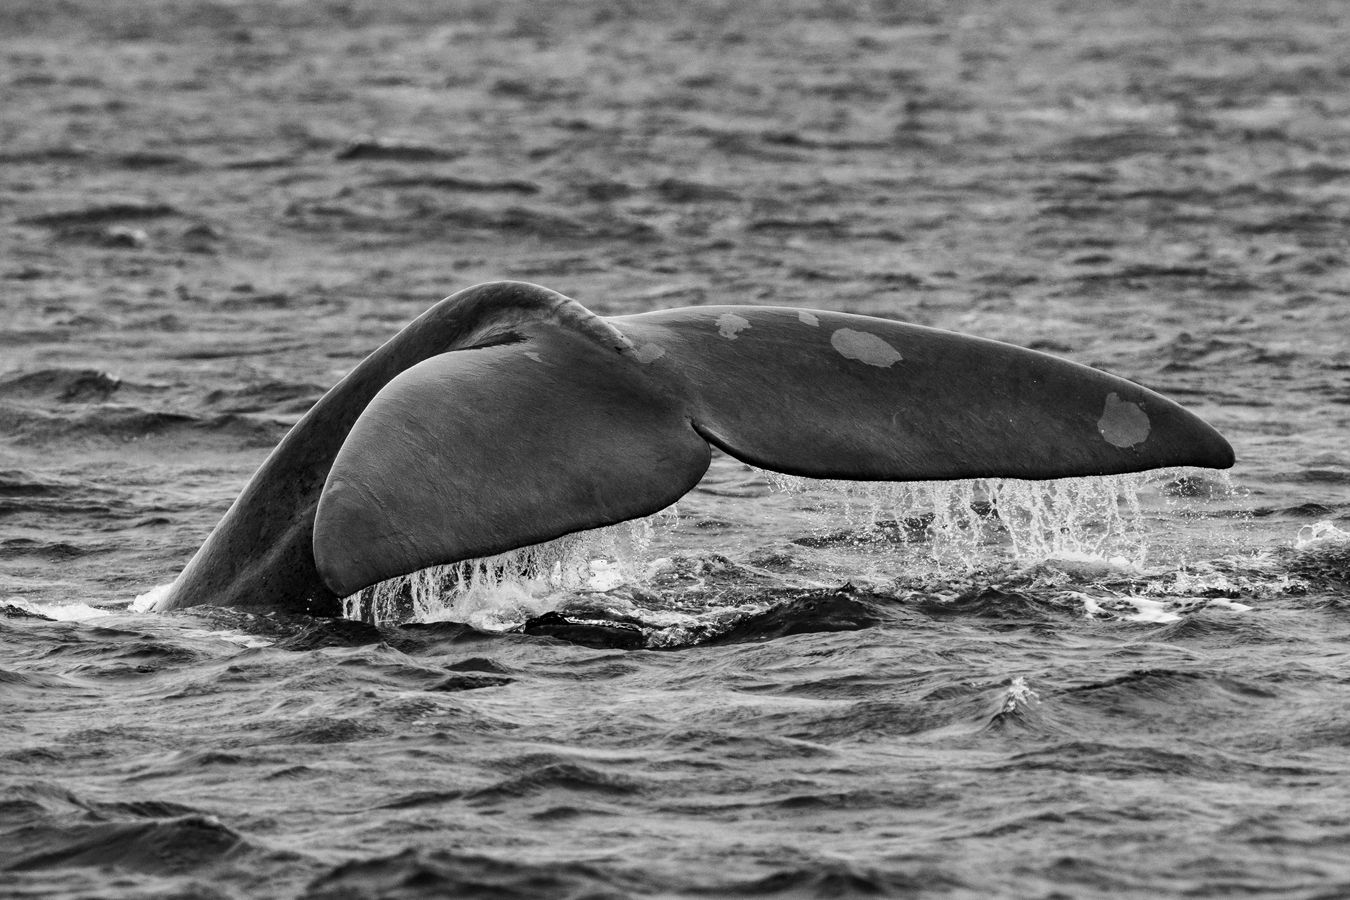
[4,327,1349,898]
[5,1,1350,897]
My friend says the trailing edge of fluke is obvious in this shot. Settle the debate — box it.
[153,281,1234,615]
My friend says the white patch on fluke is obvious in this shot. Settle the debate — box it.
[830,328,903,367]
[1097,392,1151,448]
[716,313,750,340]
[798,310,820,327]
[524,351,543,363]
[633,343,665,364]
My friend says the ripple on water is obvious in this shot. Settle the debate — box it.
[301,848,636,900]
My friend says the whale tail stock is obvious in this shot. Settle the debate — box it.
[154,281,1233,613]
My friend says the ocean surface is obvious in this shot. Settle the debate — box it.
[4,1,1350,897]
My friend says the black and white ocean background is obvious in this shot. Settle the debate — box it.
[3,1,1350,897]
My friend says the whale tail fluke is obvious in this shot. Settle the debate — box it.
[313,292,1233,598]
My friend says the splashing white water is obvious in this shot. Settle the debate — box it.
[130,583,172,612]
[1295,520,1350,550]
[767,471,1155,568]
[345,517,657,627]
[339,470,1235,627]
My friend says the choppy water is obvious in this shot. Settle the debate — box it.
[5,1,1350,897]
[6,406,1350,900]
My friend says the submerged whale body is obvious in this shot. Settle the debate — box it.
[154,281,1234,615]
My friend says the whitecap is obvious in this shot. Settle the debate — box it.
[1001,675,1041,712]
[7,597,113,621]
[1295,520,1350,550]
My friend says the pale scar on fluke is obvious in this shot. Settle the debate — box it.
[716,313,751,339]
[1097,392,1152,448]
[151,281,1233,616]
[830,328,904,368]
